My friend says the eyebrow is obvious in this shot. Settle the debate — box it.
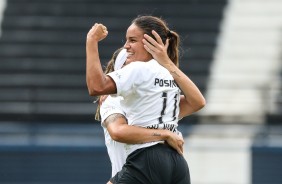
[127,36,138,39]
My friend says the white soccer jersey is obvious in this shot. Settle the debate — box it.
[100,95,127,177]
[108,59,181,155]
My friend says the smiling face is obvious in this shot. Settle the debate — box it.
[124,23,153,64]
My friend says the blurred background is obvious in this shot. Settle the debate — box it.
[0,0,281,183]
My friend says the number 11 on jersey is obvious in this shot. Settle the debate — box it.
[158,92,178,124]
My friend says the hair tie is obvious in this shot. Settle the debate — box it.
[167,30,172,38]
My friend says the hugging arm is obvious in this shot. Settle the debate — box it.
[143,31,206,118]
[104,113,184,155]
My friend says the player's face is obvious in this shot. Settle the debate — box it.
[124,24,152,64]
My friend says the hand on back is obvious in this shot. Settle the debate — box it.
[165,130,184,155]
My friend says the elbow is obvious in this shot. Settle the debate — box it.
[194,97,206,111]
[87,80,104,96]
[199,99,206,110]
[87,76,115,96]
[110,130,124,142]
[110,133,121,142]
[190,97,206,113]
[108,126,125,142]
[88,87,100,96]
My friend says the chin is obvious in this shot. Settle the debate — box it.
[126,58,132,63]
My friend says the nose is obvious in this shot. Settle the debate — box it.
[123,41,130,49]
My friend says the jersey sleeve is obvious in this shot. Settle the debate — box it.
[107,62,145,97]
[100,96,125,126]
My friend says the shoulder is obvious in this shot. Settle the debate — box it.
[125,59,159,73]
[126,59,157,67]
[100,96,125,123]
[101,95,122,108]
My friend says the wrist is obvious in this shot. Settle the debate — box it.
[165,64,180,77]
[163,62,174,70]
[87,41,99,52]
[163,130,172,141]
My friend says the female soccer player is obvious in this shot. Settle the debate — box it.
[86,15,205,184]
[98,47,184,178]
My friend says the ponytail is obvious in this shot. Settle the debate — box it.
[167,30,180,68]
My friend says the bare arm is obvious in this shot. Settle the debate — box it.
[143,31,206,118]
[86,23,116,96]
[104,113,184,154]
[168,65,206,118]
